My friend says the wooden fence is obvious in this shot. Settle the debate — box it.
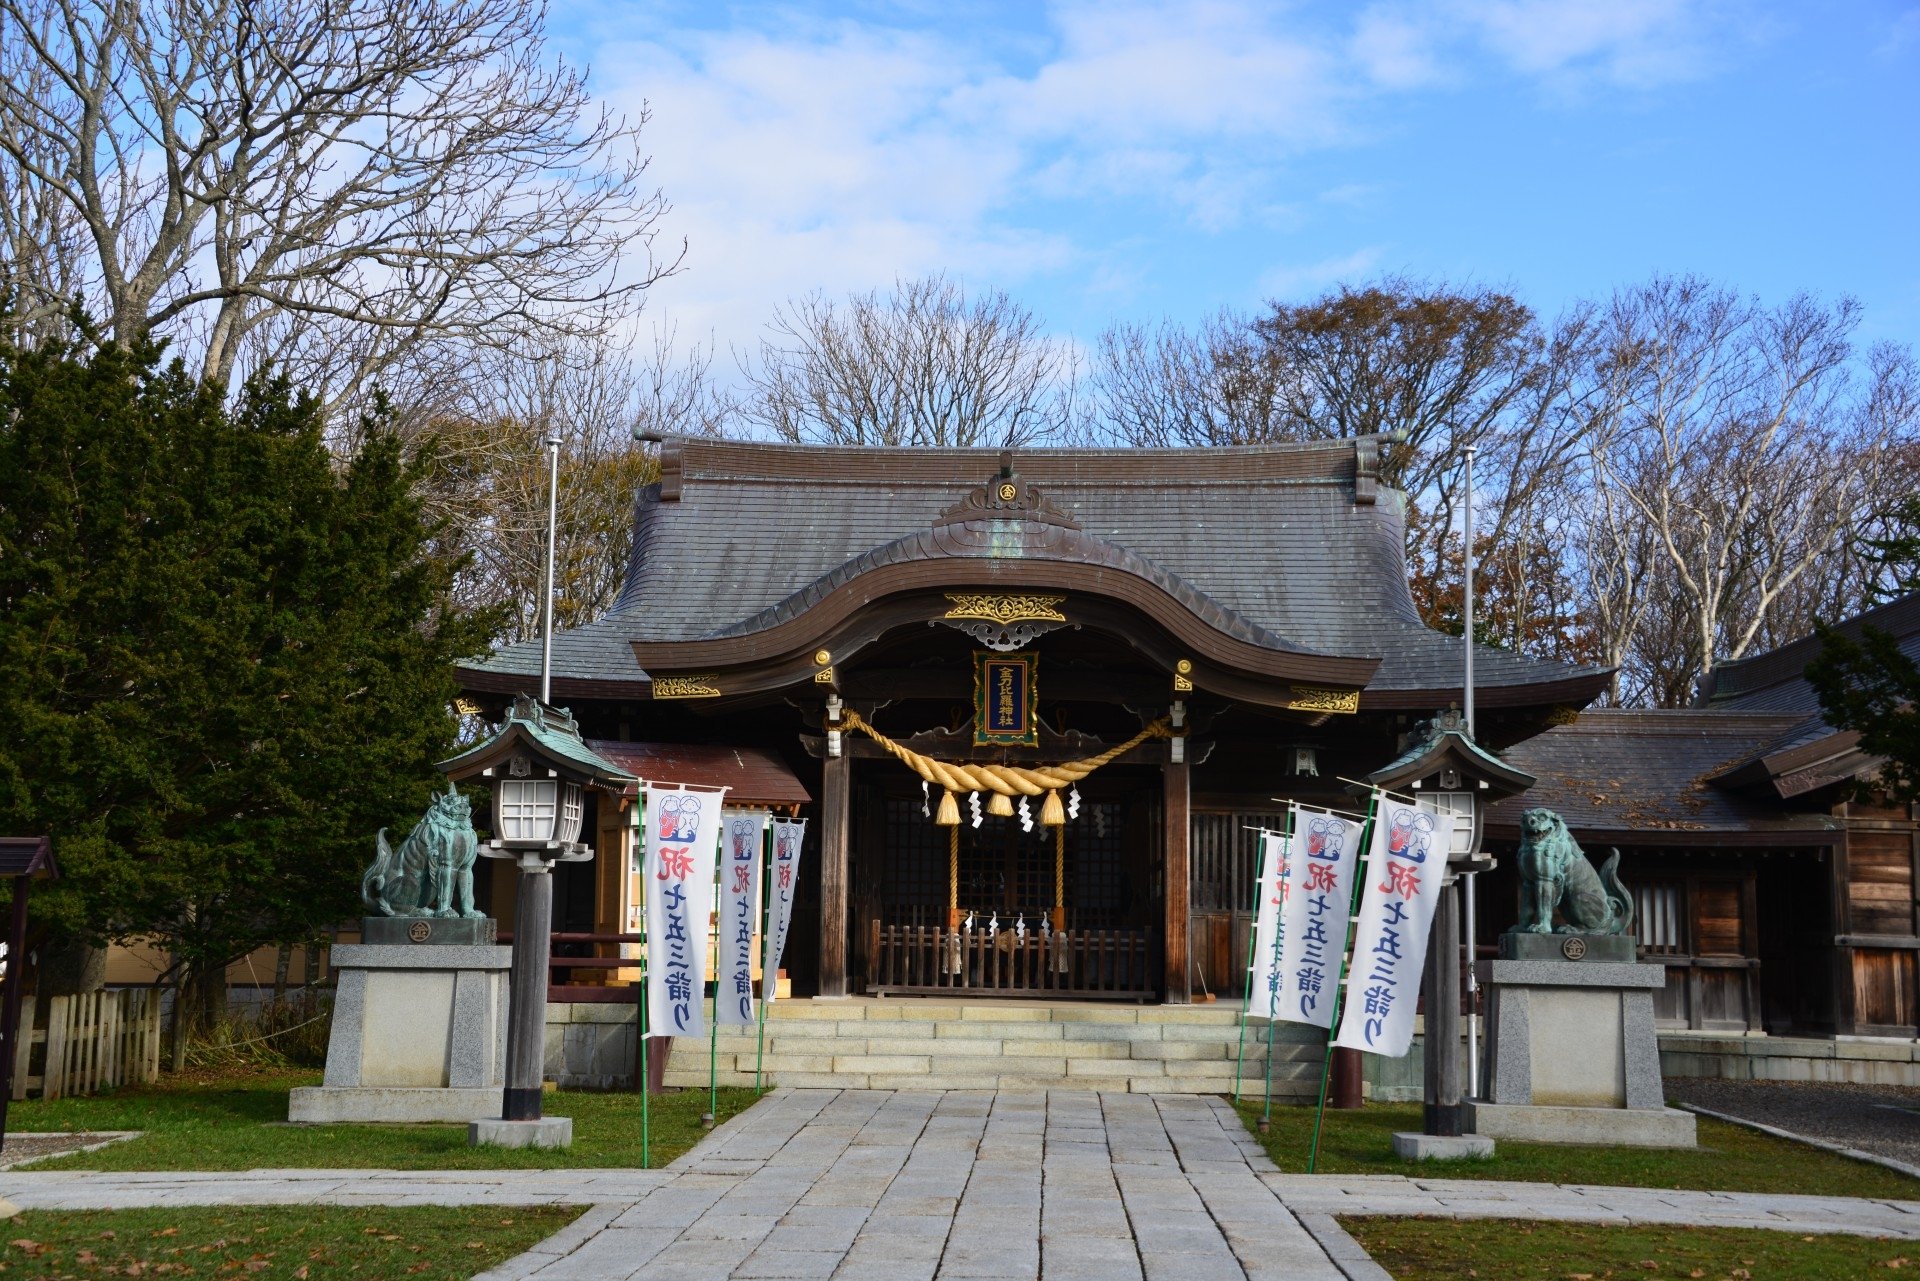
[10,988,164,1101]
[868,922,1156,999]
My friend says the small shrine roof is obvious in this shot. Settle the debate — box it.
[439,697,638,789]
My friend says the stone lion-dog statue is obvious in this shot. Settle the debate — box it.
[361,783,484,919]
[1512,807,1634,936]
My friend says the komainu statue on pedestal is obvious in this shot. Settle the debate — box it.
[1511,808,1634,936]
[362,783,484,919]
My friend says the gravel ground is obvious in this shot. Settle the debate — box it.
[1667,1077,1920,1167]
[0,1133,134,1169]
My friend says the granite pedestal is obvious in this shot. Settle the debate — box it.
[288,937,510,1124]
[1472,940,1697,1148]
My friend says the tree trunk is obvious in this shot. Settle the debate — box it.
[272,945,291,1010]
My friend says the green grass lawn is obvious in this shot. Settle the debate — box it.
[11,1068,758,1171]
[0,1204,578,1280]
[1342,1215,1917,1280]
[1233,1098,1920,1199]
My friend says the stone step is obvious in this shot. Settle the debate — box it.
[566,995,1332,1093]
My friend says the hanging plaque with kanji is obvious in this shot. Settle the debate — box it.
[973,651,1038,747]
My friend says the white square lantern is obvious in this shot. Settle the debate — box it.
[492,770,586,850]
[440,697,635,862]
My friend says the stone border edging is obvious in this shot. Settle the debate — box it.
[1293,1211,1395,1281]
[468,1203,617,1281]
[1676,1102,1920,1183]
[0,1131,142,1170]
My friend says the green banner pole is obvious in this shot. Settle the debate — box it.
[1262,806,1299,1129]
[1233,827,1271,1105]
[755,823,774,1094]
[636,790,650,1171]
[1308,790,1379,1174]
[706,820,722,1128]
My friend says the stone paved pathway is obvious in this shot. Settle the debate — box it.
[6,1089,1920,1280]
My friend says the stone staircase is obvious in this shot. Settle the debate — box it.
[655,997,1328,1095]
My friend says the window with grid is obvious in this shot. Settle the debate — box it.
[1635,882,1684,954]
[498,779,557,841]
[1427,792,1476,854]
[557,781,585,844]
[878,797,1132,928]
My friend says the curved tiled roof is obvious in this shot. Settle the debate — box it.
[706,505,1325,656]
[465,437,1609,699]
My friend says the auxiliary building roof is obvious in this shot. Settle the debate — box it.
[1484,710,1842,842]
[462,437,1609,704]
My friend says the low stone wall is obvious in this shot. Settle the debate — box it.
[544,1003,637,1090]
[1659,1033,1920,1085]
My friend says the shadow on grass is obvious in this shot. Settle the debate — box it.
[11,1067,761,1171]
[1233,1097,1920,1199]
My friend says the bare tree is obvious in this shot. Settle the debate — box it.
[0,0,676,413]
[1253,278,1541,503]
[1587,277,1917,700]
[1087,309,1299,446]
[740,275,1074,447]
[416,330,727,641]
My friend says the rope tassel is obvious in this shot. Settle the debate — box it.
[1040,789,1066,827]
[935,789,961,826]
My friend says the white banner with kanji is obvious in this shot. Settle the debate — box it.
[1333,797,1455,1056]
[643,784,726,1039]
[1274,807,1367,1028]
[1245,829,1290,1019]
[716,810,766,1027]
[762,818,807,1007]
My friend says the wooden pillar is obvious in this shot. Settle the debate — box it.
[819,751,851,999]
[1164,755,1191,1004]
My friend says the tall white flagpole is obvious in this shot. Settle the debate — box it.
[540,432,560,705]
[1463,444,1481,1097]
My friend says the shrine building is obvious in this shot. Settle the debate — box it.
[455,436,1608,1007]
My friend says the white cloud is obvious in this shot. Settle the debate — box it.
[1257,246,1390,299]
[570,0,1753,354]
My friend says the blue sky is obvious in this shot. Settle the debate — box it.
[552,1,1920,357]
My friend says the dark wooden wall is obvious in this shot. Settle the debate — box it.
[1835,801,1920,1035]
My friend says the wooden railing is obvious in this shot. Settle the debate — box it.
[868,922,1156,999]
[500,931,643,1004]
[10,989,163,1101]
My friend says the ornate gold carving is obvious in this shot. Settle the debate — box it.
[1287,685,1360,715]
[997,481,1018,502]
[943,593,1067,627]
[652,674,722,700]
[813,666,836,685]
[813,648,832,666]
[1173,673,1194,693]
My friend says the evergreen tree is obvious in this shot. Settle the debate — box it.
[0,336,497,1026]
[1807,622,1920,804]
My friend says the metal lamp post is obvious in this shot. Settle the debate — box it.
[457,430,624,1149]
